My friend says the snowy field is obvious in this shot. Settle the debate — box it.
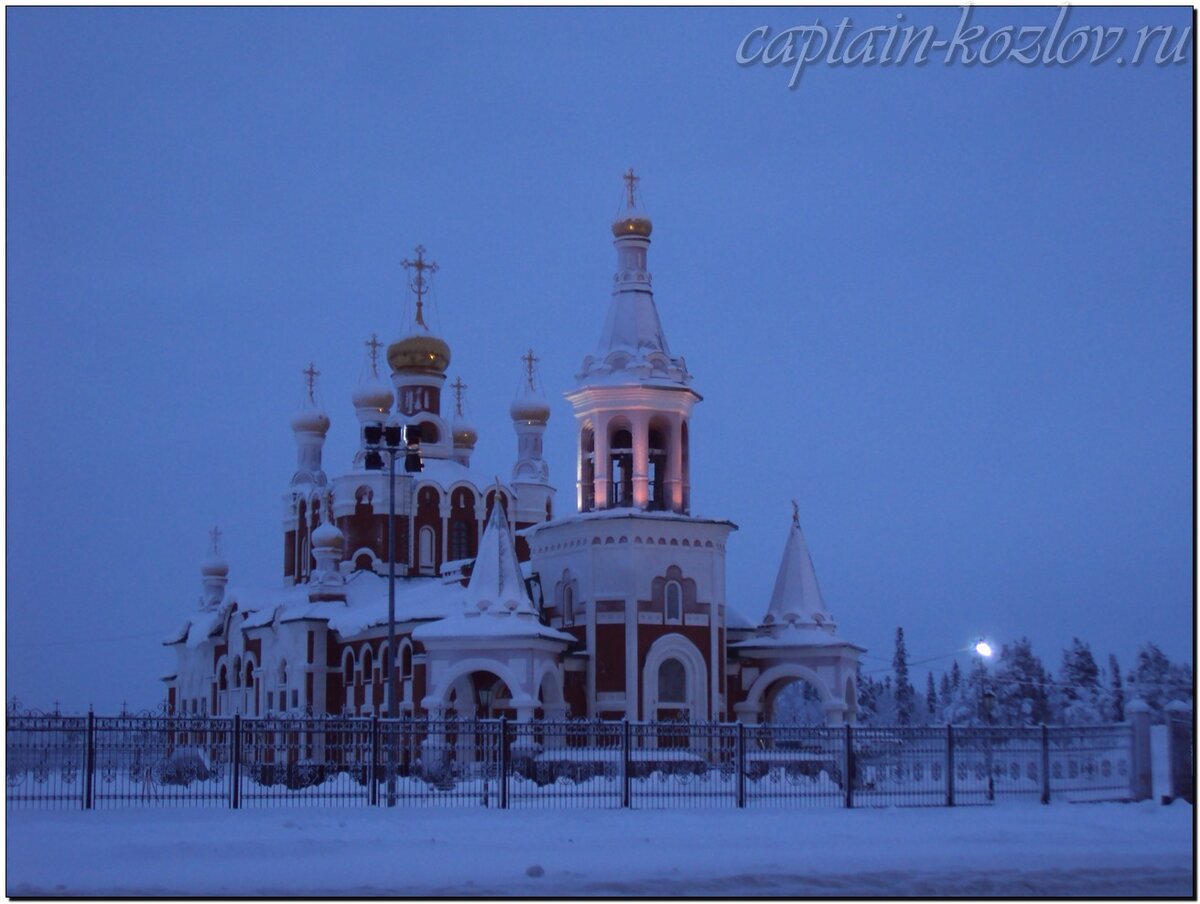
[6,800,1193,897]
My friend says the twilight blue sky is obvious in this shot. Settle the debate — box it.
[6,7,1193,711]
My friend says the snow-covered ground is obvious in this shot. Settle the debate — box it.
[6,801,1192,897]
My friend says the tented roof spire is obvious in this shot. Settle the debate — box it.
[761,503,831,628]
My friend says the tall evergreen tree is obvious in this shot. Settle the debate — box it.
[1059,638,1103,724]
[950,660,962,691]
[1132,643,1172,716]
[893,627,915,726]
[939,671,951,703]
[925,672,938,721]
[855,662,880,726]
[992,637,1051,726]
[1107,653,1125,722]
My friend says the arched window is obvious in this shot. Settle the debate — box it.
[563,585,575,625]
[244,661,255,689]
[665,580,683,623]
[419,526,436,571]
[648,425,668,511]
[401,644,413,678]
[418,421,439,444]
[232,656,242,688]
[580,427,596,512]
[449,520,472,561]
[343,651,355,686]
[218,664,228,691]
[658,659,686,704]
[361,647,373,685]
[609,428,633,507]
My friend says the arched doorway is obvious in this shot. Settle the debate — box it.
[767,677,828,726]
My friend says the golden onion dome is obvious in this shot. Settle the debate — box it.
[452,420,478,448]
[612,215,653,238]
[509,394,550,423]
[290,404,331,435]
[311,520,344,550]
[352,377,393,413]
[387,330,451,374]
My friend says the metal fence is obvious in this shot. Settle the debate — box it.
[6,712,1137,811]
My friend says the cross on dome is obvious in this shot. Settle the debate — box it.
[521,348,539,387]
[622,168,640,209]
[303,363,320,402]
[365,333,383,375]
[400,245,439,328]
[209,526,222,556]
[451,376,468,417]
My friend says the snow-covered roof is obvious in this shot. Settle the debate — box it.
[522,507,736,537]
[409,458,513,497]
[177,571,464,648]
[760,514,831,628]
[413,490,573,645]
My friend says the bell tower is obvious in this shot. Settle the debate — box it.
[566,169,696,515]
[527,172,735,722]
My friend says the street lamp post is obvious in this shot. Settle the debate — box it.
[363,420,423,806]
[973,639,996,802]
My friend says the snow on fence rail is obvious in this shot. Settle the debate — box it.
[6,711,1138,811]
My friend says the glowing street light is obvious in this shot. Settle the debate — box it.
[974,640,994,659]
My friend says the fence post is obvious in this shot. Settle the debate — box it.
[231,714,242,809]
[1040,723,1051,805]
[83,710,96,811]
[369,716,380,807]
[622,719,632,808]
[844,723,855,809]
[498,717,509,810]
[945,724,955,807]
[1127,699,1152,801]
[736,722,746,809]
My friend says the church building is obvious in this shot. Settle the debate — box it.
[163,174,864,727]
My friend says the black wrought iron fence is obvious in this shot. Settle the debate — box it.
[6,712,1138,811]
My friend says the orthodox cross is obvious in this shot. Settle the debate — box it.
[622,168,640,208]
[209,526,223,556]
[401,245,438,328]
[365,333,383,375]
[303,362,320,402]
[791,499,800,526]
[521,348,539,387]
[451,376,467,417]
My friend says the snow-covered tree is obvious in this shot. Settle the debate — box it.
[925,672,938,722]
[772,679,827,725]
[1057,638,1103,725]
[1129,644,1194,722]
[992,638,1051,726]
[855,663,881,726]
[893,628,915,726]
[1106,653,1125,722]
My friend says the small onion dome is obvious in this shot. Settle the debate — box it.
[311,520,344,550]
[388,330,451,374]
[612,215,652,238]
[290,403,331,435]
[201,554,228,578]
[352,376,393,413]
[452,418,478,448]
[510,391,550,423]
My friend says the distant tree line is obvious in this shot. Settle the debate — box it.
[851,630,1193,728]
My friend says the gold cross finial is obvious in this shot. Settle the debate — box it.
[400,245,439,328]
[303,363,320,402]
[521,348,539,387]
[451,376,467,417]
[209,526,222,556]
[365,333,383,375]
[622,168,639,209]
[791,499,800,526]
